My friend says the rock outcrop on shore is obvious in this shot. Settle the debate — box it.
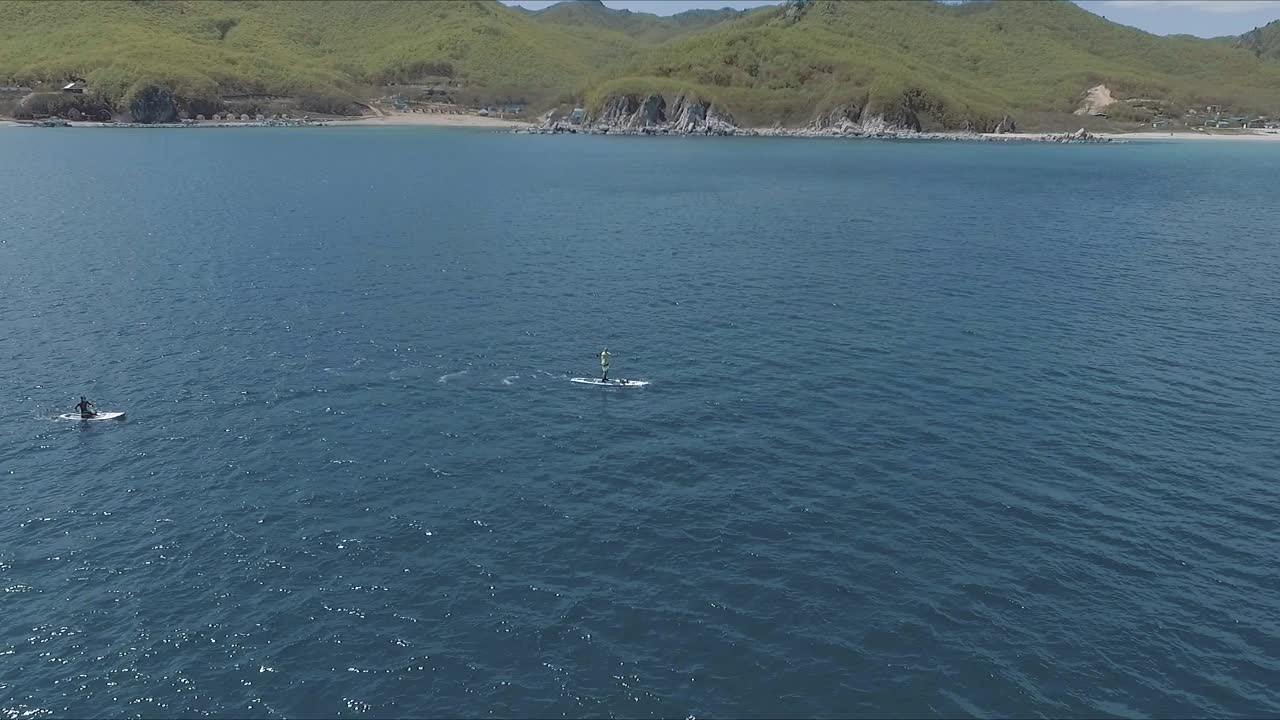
[128,86,179,124]
[670,96,736,134]
[517,93,1111,144]
[586,93,737,135]
[532,93,1039,141]
[807,106,923,136]
[1047,127,1106,143]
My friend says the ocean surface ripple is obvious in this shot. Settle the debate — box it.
[1,129,1278,718]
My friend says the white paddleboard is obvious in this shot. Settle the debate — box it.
[570,378,649,388]
[59,412,126,421]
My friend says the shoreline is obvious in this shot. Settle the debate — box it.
[516,124,1280,144]
[990,130,1280,143]
[4,115,1279,143]
[1105,130,1280,142]
[0,111,530,130]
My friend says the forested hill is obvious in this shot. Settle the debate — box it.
[1,0,1278,129]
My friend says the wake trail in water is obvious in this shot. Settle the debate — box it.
[438,369,470,384]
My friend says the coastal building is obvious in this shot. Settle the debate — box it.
[1152,119,1170,129]
[62,80,86,94]
[569,107,586,125]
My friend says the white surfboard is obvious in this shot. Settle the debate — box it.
[59,412,126,421]
[570,378,649,388]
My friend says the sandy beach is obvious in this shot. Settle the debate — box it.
[341,112,528,128]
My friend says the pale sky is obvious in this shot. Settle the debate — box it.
[501,0,1280,37]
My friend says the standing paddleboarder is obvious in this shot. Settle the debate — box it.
[599,347,612,381]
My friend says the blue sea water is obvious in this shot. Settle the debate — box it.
[1,127,1279,718]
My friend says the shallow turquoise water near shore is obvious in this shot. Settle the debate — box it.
[1,128,1279,717]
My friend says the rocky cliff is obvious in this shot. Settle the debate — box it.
[537,91,1021,138]
[589,93,737,134]
[805,92,1018,135]
[128,86,179,124]
[807,103,919,135]
[807,99,1015,135]
[522,98,1105,143]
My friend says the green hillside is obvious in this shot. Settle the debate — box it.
[1,0,1278,128]
[1237,20,1280,61]
[527,0,746,45]
[0,0,620,111]
[593,0,1280,128]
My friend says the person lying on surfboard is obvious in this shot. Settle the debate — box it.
[75,396,96,418]
[599,347,611,381]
